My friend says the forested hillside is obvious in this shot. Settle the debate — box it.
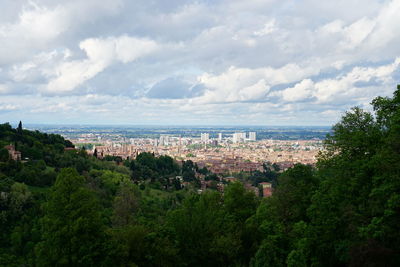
[1,85,400,266]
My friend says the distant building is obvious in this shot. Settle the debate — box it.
[4,144,21,161]
[200,133,209,143]
[259,182,273,197]
[249,132,256,141]
[218,133,222,142]
[276,161,295,171]
[232,132,246,143]
[159,135,169,146]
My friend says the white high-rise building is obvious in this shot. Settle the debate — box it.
[232,132,246,143]
[159,135,169,146]
[200,133,209,143]
[232,133,238,143]
[249,132,256,141]
[218,133,222,142]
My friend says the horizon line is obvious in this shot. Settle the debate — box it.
[3,122,333,128]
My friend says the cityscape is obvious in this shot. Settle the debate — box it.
[27,125,327,174]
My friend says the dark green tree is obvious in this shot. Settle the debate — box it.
[167,192,240,266]
[36,168,106,266]
[17,121,22,135]
[303,85,400,266]
[112,182,141,227]
[251,164,317,266]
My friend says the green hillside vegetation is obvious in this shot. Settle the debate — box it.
[1,85,400,266]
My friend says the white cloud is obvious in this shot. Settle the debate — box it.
[17,2,68,41]
[0,0,123,65]
[313,58,400,103]
[0,2,68,64]
[341,17,375,49]
[0,84,9,94]
[253,19,276,36]
[0,104,18,111]
[281,79,315,102]
[44,36,158,93]
[365,0,400,49]
[114,36,159,63]
[196,63,319,103]
[313,0,400,56]
[276,58,400,105]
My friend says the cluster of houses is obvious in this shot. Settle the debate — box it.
[195,157,263,174]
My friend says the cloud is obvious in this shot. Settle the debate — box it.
[1,0,400,125]
[0,84,9,94]
[312,58,400,104]
[276,57,400,105]
[281,79,315,102]
[0,2,67,65]
[0,104,18,111]
[44,35,158,93]
[253,19,276,36]
[196,63,319,103]
[0,0,123,65]
[364,0,400,50]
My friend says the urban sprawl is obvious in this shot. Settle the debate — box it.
[70,131,323,175]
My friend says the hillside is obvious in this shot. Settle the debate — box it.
[0,85,399,266]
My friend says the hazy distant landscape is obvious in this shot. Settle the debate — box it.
[25,125,331,140]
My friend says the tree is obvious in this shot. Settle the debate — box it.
[323,107,381,159]
[181,160,196,182]
[9,183,32,217]
[0,148,9,161]
[224,182,258,223]
[167,192,241,266]
[223,182,260,264]
[36,168,106,266]
[112,182,141,227]
[17,121,22,135]
[251,165,317,266]
[305,85,400,266]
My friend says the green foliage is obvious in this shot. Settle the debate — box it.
[181,160,197,182]
[36,168,107,266]
[112,182,141,227]
[224,182,259,222]
[167,191,240,266]
[0,148,8,161]
[248,162,279,186]
[250,165,318,267]
[129,153,180,184]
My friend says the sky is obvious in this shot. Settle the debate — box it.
[1,0,400,126]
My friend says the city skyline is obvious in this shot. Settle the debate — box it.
[1,0,400,125]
